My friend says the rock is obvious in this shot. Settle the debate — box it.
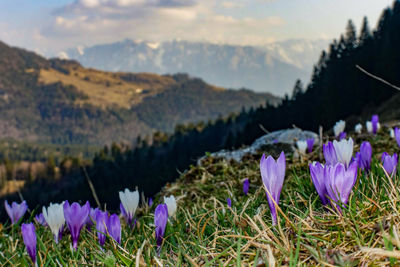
[198,128,318,164]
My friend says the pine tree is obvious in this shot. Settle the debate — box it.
[345,19,357,49]
[359,16,372,44]
[292,80,304,100]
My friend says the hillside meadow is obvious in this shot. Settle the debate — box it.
[1,120,400,266]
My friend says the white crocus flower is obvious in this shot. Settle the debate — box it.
[296,140,307,155]
[43,202,65,243]
[119,188,139,222]
[164,195,177,217]
[390,128,395,138]
[354,123,362,134]
[366,121,373,133]
[333,120,346,137]
[333,138,354,168]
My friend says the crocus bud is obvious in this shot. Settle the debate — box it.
[390,128,395,138]
[381,152,398,176]
[164,195,177,218]
[227,198,232,208]
[86,207,99,231]
[354,123,362,134]
[332,138,354,168]
[243,178,249,195]
[119,188,139,226]
[309,162,328,205]
[296,140,307,154]
[371,115,379,134]
[358,141,372,172]
[395,128,400,148]
[260,152,286,225]
[325,162,358,213]
[95,210,108,246]
[4,200,28,225]
[154,204,168,248]
[333,120,345,138]
[63,201,90,250]
[43,202,65,243]
[366,121,373,134]
[34,213,47,226]
[21,223,37,265]
[323,142,338,166]
[107,214,121,244]
[306,138,314,153]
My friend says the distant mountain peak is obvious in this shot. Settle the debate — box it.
[62,39,327,95]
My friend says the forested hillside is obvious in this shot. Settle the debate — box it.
[0,42,277,145]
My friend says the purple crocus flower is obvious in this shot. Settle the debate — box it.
[324,162,358,212]
[372,115,379,134]
[395,128,400,148]
[243,178,249,195]
[381,152,389,161]
[309,162,328,205]
[34,213,47,226]
[323,142,338,166]
[95,210,108,246]
[260,152,286,226]
[227,198,232,208]
[4,200,28,225]
[381,152,398,176]
[149,198,153,207]
[86,207,99,231]
[63,201,90,250]
[358,141,372,172]
[306,138,314,153]
[154,204,168,248]
[107,214,121,244]
[21,223,37,265]
[339,132,347,140]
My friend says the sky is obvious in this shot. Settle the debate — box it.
[0,0,395,56]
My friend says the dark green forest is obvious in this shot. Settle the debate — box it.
[1,1,400,219]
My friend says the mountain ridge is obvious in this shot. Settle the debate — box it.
[63,39,318,95]
[0,40,279,145]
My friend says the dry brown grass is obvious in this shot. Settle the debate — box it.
[38,66,177,109]
[0,180,25,197]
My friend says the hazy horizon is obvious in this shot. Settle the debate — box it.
[0,0,394,56]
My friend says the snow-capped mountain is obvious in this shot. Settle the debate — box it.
[63,39,329,95]
[262,39,331,72]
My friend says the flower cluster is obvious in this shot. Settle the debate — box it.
[4,114,400,263]
[259,116,398,226]
[5,186,178,262]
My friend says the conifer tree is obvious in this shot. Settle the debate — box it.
[292,80,304,100]
[359,16,372,44]
[345,19,357,48]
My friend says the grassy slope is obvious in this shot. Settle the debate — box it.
[1,127,400,266]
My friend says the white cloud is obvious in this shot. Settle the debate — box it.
[221,1,244,9]
[79,0,101,8]
[37,0,285,53]
[57,51,69,59]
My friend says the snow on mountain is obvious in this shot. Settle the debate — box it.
[262,39,331,73]
[63,39,330,96]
